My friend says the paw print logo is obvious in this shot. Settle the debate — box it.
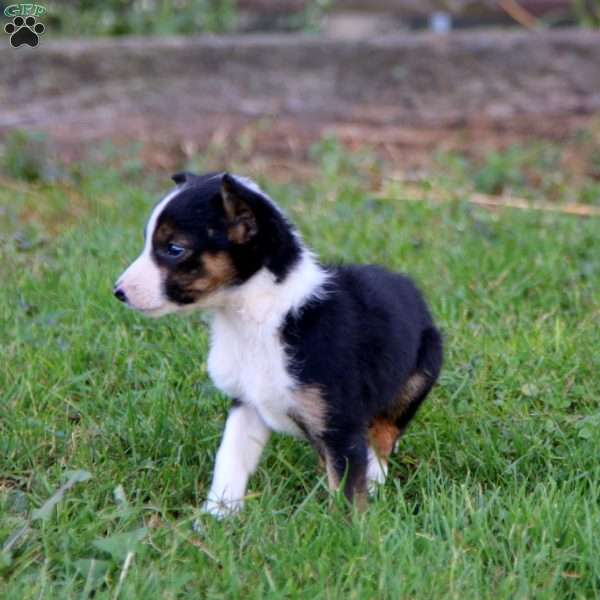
[4,16,45,48]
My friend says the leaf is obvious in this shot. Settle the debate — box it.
[520,383,539,398]
[576,415,600,440]
[74,559,111,591]
[0,551,13,574]
[113,484,131,516]
[2,524,30,553]
[92,528,148,562]
[6,490,28,515]
[113,485,128,507]
[31,470,92,522]
[3,470,92,553]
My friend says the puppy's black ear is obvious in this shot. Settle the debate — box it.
[221,173,258,244]
[171,171,195,185]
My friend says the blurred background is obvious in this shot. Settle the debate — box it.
[2,6,600,596]
[1,0,600,199]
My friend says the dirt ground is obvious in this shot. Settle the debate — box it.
[97,112,600,180]
[14,108,592,180]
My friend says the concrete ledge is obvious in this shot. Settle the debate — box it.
[1,30,599,139]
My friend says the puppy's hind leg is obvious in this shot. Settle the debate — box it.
[323,429,369,512]
[367,417,400,493]
[367,326,443,491]
[394,326,443,434]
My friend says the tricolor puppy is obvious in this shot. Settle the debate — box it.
[114,172,442,516]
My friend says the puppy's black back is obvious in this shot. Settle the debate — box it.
[282,264,442,431]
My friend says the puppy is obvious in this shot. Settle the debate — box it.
[114,172,442,516]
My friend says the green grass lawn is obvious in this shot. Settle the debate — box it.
[1,142,599,599]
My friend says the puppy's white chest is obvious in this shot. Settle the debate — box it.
[207,312,300,435]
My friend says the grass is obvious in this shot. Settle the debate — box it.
[3,0,330,37]
[10,1,238,37]
[1,139,599,599]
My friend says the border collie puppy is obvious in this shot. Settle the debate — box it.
[114,172,442,517]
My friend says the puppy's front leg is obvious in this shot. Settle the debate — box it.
[202,401,270,518]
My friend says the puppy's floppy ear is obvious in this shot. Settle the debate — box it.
[221,173,258,244]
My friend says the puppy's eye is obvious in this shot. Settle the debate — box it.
[166,243,185,258]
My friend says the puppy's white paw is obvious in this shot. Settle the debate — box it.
[366,447,388,496]
[200,497,243,519]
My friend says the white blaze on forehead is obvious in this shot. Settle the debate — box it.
[115,187,181,315]
[143,187,181,253]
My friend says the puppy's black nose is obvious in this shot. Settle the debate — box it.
[114,287,127,303]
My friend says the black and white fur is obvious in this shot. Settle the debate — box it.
[114,172,442,517]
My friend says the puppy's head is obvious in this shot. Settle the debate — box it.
[113,172,300,317]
